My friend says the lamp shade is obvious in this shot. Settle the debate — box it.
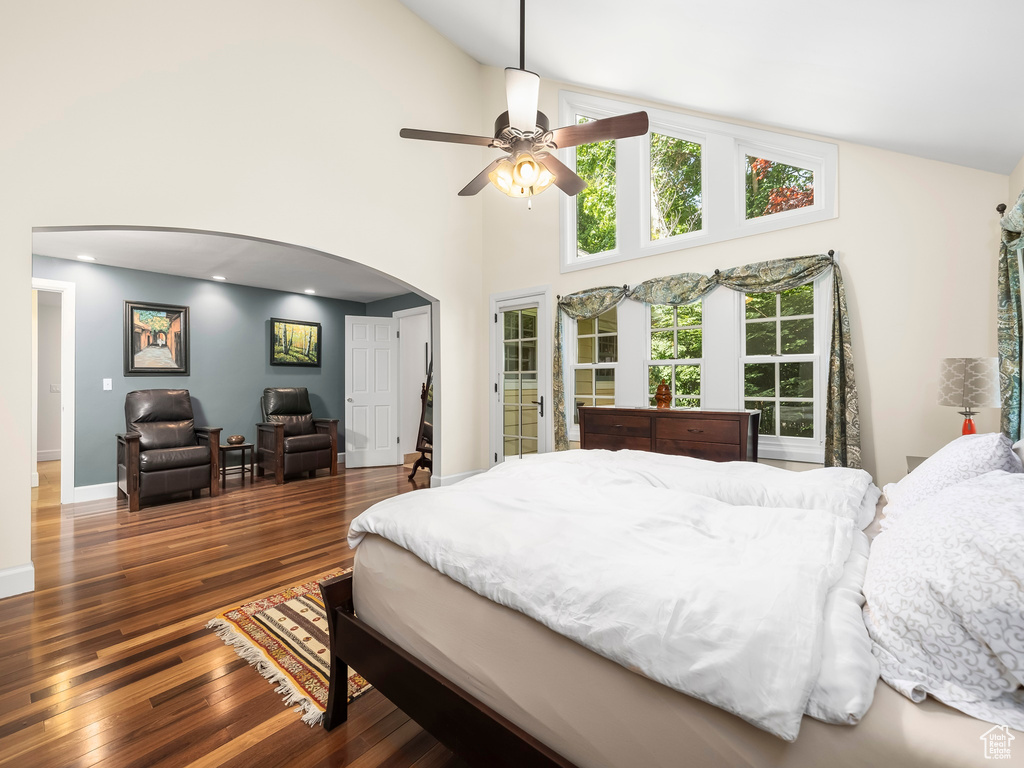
[937,357,1000,409]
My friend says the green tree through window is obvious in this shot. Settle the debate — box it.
[576,116,616,255]
[745,156,814,219]
[651,134,702,240]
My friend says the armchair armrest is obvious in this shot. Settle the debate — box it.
[193,427,222,497]
[313,419,339,475]
[195,426,223,444]
[256,422,285,443]
[255,422,286,484]
[116,432,142,511]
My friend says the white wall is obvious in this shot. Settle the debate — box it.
[0,0,490,594]
[36,299,61,461]
[480,70,1010,488]
[1011,155,1024,203]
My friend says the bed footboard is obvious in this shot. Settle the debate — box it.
[318,572,578,768]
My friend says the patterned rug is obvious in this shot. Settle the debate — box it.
[207,568,371,726]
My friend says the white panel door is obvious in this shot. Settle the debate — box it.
[345,316,399,468]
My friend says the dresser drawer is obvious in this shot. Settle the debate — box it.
[584,433,652,452]
[582,412,652,438]
[654,439,742,462]
[655,417,739,445]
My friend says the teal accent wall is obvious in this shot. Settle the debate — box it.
[364,292,430,317]
[32,255,368,486]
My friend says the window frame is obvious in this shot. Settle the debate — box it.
[642,123,709,250]
[646,302,704,409]
[568,308,620,441]
[739,271,832,463]
[558,91,838,274]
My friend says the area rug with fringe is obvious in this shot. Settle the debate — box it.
[207,568,370,726]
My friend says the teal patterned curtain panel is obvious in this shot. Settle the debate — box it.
[552,255,862,468]
[998,189,1024,440]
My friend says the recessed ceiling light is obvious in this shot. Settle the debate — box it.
[76,254,96,262]
[211,275,227,281]
[304,289,316,295]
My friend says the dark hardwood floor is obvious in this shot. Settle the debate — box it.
[1,462,466,767]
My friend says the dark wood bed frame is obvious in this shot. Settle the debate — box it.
[319,572,580,768]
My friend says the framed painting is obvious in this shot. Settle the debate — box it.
[270,318,321,367]
[124,301,190,376]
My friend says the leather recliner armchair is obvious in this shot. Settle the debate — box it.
[116,389,221,512]
[256,387,338,484]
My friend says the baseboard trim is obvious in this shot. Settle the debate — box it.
[74,482,118,503]
[429,469,484,488]
[337,452,345,466]
[31,472,39,488]
[37,449,61,462]
[0,562,35,599]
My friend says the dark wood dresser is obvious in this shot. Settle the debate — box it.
[578,407,760,462]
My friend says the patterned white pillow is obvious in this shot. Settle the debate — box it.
[882,433,1021,527]
[864,471,1024,729]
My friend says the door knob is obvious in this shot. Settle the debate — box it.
[531,396,544,418]
[347,397,354,402]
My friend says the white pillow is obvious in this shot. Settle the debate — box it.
[882,433,1021,525]
[864,471,1024,730]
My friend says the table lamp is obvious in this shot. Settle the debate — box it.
[937,357,1000,435]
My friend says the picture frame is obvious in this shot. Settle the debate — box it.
[124,300,190,376]
[270,317,322,367]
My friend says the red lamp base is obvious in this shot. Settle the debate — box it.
[962,417,977,435]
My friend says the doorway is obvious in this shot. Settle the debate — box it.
[490,288,552,465]
[395,306,431,463]
[31,278,76,505]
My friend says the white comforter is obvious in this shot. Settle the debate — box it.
[349,451,876,740]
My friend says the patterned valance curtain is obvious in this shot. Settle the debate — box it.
[552,254,862,468]
[998,189,1024,440]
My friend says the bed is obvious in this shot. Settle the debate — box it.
[321,440,1024,768]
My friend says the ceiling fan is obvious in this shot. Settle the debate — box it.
[399,0,649,200]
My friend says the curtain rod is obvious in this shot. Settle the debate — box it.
[997,203,1007,215]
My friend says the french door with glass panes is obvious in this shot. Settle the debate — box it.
[492,293,550,463]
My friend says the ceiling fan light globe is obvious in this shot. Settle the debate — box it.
[488,159,516,194]
[513,156,539,185]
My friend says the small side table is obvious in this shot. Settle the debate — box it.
[220,442,254,486]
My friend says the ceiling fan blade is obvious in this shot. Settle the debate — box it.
[400,128,496,147]
[548,111,650,149]
[458,159,503,197]
[537,153,587,196]
[505,67,540,133]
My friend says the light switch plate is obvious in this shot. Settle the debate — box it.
[103,378,112,391]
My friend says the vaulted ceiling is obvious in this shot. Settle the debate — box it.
[399,0,1024,174]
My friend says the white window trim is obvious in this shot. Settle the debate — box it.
[740,270,833,464]
[567,312,620,443]
[558,91,838,274]
[645,303,704,408]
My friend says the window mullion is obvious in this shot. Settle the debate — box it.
[618,131,641,256]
